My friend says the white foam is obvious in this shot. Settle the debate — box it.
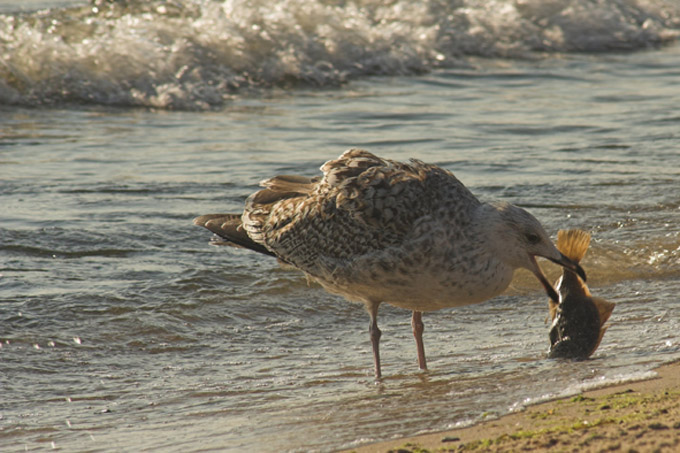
[1,0,679,108]
[508,369,660,413]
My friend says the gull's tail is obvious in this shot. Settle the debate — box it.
[193,213,276,257]
[194,175,319,260]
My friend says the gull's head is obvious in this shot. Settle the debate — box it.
[487,202,586,302]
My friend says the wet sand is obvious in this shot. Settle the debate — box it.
[345,360,680,453]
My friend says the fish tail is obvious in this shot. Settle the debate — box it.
[556,229,591,264]
[587,298,615,356]
[592,297,616,325]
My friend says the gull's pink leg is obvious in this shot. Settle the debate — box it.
[412,311,427,370]
[368,302,382,379]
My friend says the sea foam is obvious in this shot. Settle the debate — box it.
[1,0,679,109]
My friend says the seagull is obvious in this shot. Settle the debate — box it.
[194,149,586,378]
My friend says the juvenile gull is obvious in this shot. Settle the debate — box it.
[194,149,585,378]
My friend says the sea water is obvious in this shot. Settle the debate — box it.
[1,1,679,451]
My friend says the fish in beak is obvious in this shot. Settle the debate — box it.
[529,252,587,303]
[548,229,615,359]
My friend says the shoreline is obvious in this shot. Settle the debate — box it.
[344,359,680,452]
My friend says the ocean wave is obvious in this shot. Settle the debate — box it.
[1,0,679,109]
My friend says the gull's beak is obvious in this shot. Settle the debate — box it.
[548,253,587,282]
[529,253,586,303]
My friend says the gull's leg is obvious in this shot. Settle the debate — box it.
[412,311,427,370]
[368,302,382,379]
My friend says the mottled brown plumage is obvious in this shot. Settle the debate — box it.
[195,149,586,378]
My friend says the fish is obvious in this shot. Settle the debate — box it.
[548,229,615,359]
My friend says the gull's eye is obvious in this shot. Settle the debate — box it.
[526,232,540,244]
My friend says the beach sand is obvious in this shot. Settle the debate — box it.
[345,360,680,453]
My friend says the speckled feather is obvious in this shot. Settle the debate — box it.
[196,149,566,313]
[239,149,505,308]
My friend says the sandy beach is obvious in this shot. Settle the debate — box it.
[346,360,680,453]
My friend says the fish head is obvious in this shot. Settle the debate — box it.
[528,251,587,303]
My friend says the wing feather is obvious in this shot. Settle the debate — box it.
[241,148,479,276]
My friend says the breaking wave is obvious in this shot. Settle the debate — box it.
[1,0,679,109]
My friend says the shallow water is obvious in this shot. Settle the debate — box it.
[2,1,680,452]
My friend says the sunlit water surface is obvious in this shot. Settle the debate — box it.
[1,1,680,452]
